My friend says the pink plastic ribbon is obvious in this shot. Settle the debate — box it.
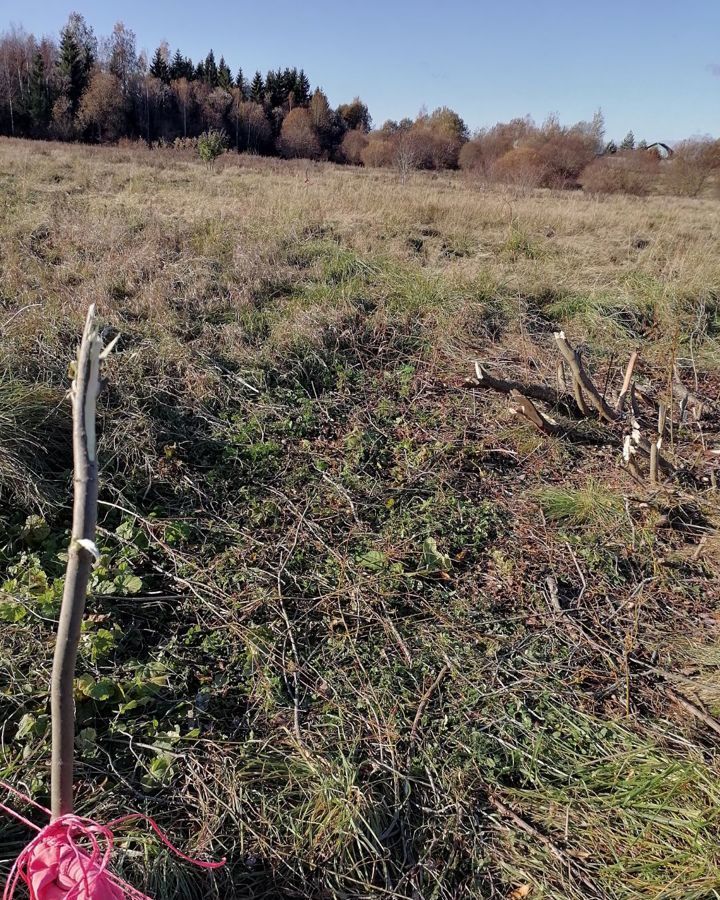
[1,781,225,899]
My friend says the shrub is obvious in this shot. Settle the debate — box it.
[278,108,321,160]
[50,95,75,141]
[531,125,597,188]
[463,115,601,188]
[459,139,487,175]
[664,139,720,197]
[361,136,394,168]
[173,135,199,152]
[197,128,228,166]
[492,146,546,189]
[580,151,659,196]
[340,129,368,165]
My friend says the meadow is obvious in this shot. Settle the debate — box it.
[0,136,719,899]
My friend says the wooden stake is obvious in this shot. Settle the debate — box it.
[51,306,111,819]
[649,442,658,484]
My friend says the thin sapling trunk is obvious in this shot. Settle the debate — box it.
[50,305,116,819]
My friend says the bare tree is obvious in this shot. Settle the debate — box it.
[394,132,418,183]
[172,77,192,137]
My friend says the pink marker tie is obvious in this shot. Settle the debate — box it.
[1,781,225,900]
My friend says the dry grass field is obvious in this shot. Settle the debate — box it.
[1,136,719,899]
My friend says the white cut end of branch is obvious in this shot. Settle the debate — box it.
[99,332,121,360]
[474,361,484,381]
[74,538,100,560]
[623,435,634,462]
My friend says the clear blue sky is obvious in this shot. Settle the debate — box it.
[3,0,719,141]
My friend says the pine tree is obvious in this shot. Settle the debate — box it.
[28,50,51,133]
[264,70,276,105]
[281,68,295,100]
[56,28,84,114]
[149,46,170,84]
[64,13,96,85]
[195,61,205,82]
[250,70,264,103]
[637,139,648,151]
[170,48,185,81]
[296,70,310,106]
[218,56,232,90]
[235,67,246,97]
[204,50,218,87]
[620,130,635,151]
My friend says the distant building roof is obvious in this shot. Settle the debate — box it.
[646,142,673,158]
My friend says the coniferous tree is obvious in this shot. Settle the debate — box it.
[56,28,84,115]
[235,67,246,97]
[195,60,205,82]
[217,56,232,90]
[296,69,310,106]
[281,68,294,99]
[250,70,264,103]
[149,45,170,83]
[28,50,52,133]
[620,130,635,151]
[264,70,276,105]
[169,48,185,81]
[64,13,96,86]
[204,50,218,87]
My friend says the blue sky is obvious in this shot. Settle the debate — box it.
[3,0,719,141]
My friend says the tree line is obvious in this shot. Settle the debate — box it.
[1,13,719,195]
[0,14,372,157]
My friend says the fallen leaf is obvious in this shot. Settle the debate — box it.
[508,886,531,900]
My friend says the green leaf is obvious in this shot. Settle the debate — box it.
[122,575,143,594]
[16,713,36,740]
[88,679,116,701]
[357,549,388,572]
[141,751,174,789]
[116,520,136,540]
[0,601,27,623]
[418,537,453,574]
[77,675,116,701]
[94,580,117,595]
[76,727,97,750]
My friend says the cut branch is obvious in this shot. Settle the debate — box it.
[472,361,580,416]
[509,390,560,435]
[673,365,704,422]
[616,348,639,412]
[553,331,617,422]
[572,378,589,416]
[50,305,106,820]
